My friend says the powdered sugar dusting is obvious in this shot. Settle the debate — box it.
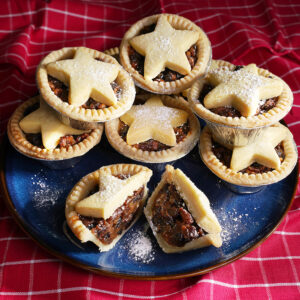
[119,225,156,264]
[132,106,185,127]
[216,205,252,245]
[30,170,62,208]
[211,66,266,106]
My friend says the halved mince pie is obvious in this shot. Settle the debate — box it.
[37,47,136,123]
[144,165,222,253]
[120,14,211,94]
[105,95,200,163]
[65,164,153,251]
[199,123,297,187]
[188,60,293,128]
[7,96,103,161]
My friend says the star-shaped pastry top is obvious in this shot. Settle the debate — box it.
[19,100,87,150]
[130,15,199,81]
[75,170,151,219]
[120,96,188,146]
[46,47,120,107]
[230,124,289,172]
[204,64,283,117]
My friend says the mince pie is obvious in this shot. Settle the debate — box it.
[144,165,222,253]
[65,164,152,251]
[120,13,211,94]
[188,60,293,128]
[104,46,120,62]
[7,96,103,160]
[105,95,200,163]
[37,47,136,122]
[199,123,297,186]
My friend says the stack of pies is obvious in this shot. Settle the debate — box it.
[7,13,298,253]
[8,47,136,167]
[188,60,297,188]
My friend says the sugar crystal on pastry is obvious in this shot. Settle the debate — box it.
[130,15,199,81]
[46,47,120,107]
[120,96,188,146]
[204,64,283,117]
[75,170,152,219]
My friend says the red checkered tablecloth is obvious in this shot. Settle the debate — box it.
[1,0,300,299]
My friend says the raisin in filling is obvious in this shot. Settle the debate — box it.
[152,184,205,247]
[118,120,190,151]
[22,105,89,149]
[199,66,278,117]
[212,140,285,174]
[79,186,144,245]
[128,22,197,82]
[48,74,122,109]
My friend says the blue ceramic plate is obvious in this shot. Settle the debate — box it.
[1,137,298,280]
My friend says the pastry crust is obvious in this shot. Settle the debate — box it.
[104,47,120,61]
[120,13,211,94]
[188,60,293,128]
[65,164,152,251]
[7,96,103,160]
[105,95,200,163]
[37,47,136,122]
[144,165,222,253]
[199,124,298,186]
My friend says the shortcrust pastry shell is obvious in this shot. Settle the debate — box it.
[104,47,120,60]
[199,124,298,186]
[65,164,152,251]
[120,13,211,95]
[37,47,136,122]
[105,95,200,163]
[188,60,293,128]
[7,96,103,160]
[144,165,222,253]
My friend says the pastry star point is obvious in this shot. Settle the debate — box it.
[47,47,120,107]
[19,100,87,150]
[230,125,288,172]
[204,64,283,117]
[75,170,150,219]
[130,15,199,81]
[120,96,188,146]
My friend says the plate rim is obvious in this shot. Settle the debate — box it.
[1,137,299,280]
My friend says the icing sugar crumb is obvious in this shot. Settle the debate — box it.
[120,227,156,264]
[216,206,254,245]
[128,231,154,263]
[210,66,267,106]
[30,172,61,208]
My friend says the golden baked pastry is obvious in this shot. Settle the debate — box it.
[65,164,153,251]
[37,47,136,122]
[144,165,222,253]
[120,14,211,94]
[7,96,103,160]
[105,95,200,163]
[199,123,298,186]
[104,46,120,62]
[188,60,293,128]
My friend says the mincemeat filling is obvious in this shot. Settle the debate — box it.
[79,186,144,245]
[212,140,285,174]
[118,120,190,151]
[151,183,205,247]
